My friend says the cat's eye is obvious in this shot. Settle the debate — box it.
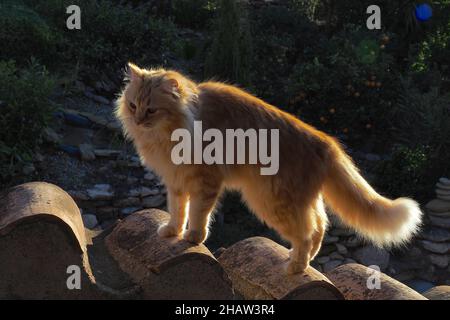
[146,108,157,116]
[129,102,137,111]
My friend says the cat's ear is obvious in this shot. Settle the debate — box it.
[161,78,180,97]
[127,62,143,83]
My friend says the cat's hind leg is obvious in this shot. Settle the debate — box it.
[285,207,316,275]
[309,195,328,261]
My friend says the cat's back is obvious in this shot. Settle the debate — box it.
[196,81,336,163]
[197,82,286,129]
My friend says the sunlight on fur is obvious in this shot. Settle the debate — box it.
[115,63,423,275]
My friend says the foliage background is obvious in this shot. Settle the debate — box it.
[0,0,449,203]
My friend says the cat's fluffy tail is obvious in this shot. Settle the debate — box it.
[322,149,422,247]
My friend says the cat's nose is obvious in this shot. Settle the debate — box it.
[135,117,145,125]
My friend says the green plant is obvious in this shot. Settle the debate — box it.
[287,24,400,146]
[374,145,429,199]
[393,77,450,154]
[205,0,253,85]
[0,60,55,181]
[0,2,60,65]
[172,0,216,29]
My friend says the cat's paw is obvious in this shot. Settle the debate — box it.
[285,260,308,275]
[157,224,181,238]
[183,229,207,244]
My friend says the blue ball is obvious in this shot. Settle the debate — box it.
[415,4,433,22]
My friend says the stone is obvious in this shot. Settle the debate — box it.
[439,177,450,186]
[43,127,62,144]
[115,174,127,181]
[79,143,96,161]
[436,182,450,191]
[353,245,390,271]
[428,254,449,268]
[316,256,330,264]
[106,121,121,132]
[142,195,166,208]
[426,199,450,212]
[345,236,363,248]
[429,215,450,228]
[344,258,356,264]
[113,197,140,207]
[335,243,348,255]
[437,194,450,201]
[141,187,160,197]
[144,172,156,181]
[94,149,121,158]
[323,235,339,245]
[100,219,118,230]
[330,227,354,237]
[126,177,139,184]
[92,200,111,207]
[34,153,45,162]
[427,210,450,218]
[96,207,119,220]
[86,184,114,200]
[420,240,450,254]
[318,244,336,256]
[405,279,435,294]
[84,90,110,105]
[120,207,141,216]
[22,163,35,175]
[127,161,141,168]
[322,260,342,273]
[82,214,98,229]
[421,227,450,242]
[68,190,89,201]
[128,187,159,198]
[436,188,450,196]
[330,252,344,261]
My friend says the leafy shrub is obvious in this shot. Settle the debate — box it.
[0,60,55,180]
[287,25,400,146]
[58,1,178,79]
[248,4,321,103]
[411,20,450,78]
[0,2,60,65]
[374,145,429,199]
[205,0,253,85]
[172,0,216,29]
[14,0,178,81]
[393,77,450,153]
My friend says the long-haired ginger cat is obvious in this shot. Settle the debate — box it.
[116,63,422,274]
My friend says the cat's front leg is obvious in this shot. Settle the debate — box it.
[184,189,220,244]
[157,189,188,238]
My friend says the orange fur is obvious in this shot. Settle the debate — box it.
[116,63,422,274]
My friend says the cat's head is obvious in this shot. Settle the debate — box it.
[116,63,197,133]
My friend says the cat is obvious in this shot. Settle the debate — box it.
[115,63,422,274]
